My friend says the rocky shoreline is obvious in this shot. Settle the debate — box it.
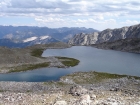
[92,38,140,54]
[0,42,140,104]
[0,42,74,73]
[0,71,139,105]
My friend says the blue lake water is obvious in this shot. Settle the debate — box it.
[0,46,140,82]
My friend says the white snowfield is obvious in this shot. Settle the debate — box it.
[23,37,37,42]
[23,36,50,42]
[40,36,49,40]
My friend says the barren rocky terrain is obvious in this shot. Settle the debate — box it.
[68,24,140,54]
[0,42,140,105]
[0,42,72,73]
[92,38,140,53]
[69,24,140,46]
[0,71,139,105]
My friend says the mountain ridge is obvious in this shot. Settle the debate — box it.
[0,36,60,48]
[0,26,98,48]
[68,24,140,45]
[0,26,98,40]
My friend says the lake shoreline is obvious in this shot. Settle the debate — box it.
[0,71,140,104]
[91,38,140,54]
[0,42,75,74]
[0,45,140,82]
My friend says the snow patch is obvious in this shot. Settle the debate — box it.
[40,36,49,40]
[23,37,37,42]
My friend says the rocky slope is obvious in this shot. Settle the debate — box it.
[0,42,73,73]
[69,24,140,45]
[0,26,98,48]
[68,32,98,45]
[0,36,60,48]
[0,71,140,105]
[92,38,140,53]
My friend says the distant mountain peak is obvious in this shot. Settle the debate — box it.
[0,26,98,48]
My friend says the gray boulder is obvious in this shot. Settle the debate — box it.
[69,85,88,96]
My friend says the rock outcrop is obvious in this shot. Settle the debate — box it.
[92,38,140,53]
[69,24,140,45]
[0,71,140,105]
[68,32,98,45]
[69,85,88,96]
[0,42,72,73]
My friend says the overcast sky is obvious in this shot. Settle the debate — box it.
[0,0,140,30]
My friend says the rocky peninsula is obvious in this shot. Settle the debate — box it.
[0,42,79,73]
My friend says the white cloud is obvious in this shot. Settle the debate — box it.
[0,0,140,30]
[35,17,64,23]
[0,0,139,17]
[77,19,87,23]
[105,19,117,24]
[88,19,97,23]
[121,20,140,25]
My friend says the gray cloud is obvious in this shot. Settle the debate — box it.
[9,0,71,9]
[0,0,140,18]
[127,1,140,6]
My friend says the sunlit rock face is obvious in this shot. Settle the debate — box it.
[68,32,98,45]
[69,24,140,45]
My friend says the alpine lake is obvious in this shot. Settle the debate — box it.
[0,46,140,82]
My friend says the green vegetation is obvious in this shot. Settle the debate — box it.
[0,90,4,92]
[31,48,44,57]
[56,81,68,86]
[26,90,32,93]
[56,57,80,67]
[9,62,49,73]
[8,48,80,73]
[61,71,140,84]
[43,81,55,85]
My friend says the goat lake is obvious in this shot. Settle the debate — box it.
[0,46,140,82]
